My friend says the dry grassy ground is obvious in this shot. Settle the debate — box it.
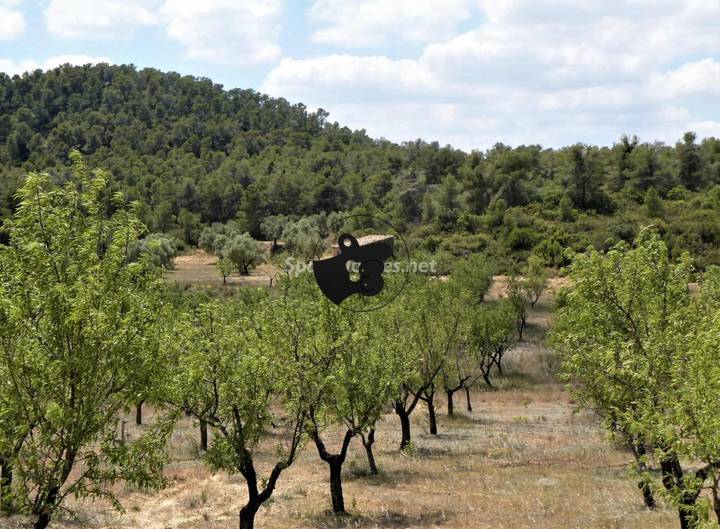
[165,251,279,289]
[4,279,679,529]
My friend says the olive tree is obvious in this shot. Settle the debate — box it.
[220,232,262,275]
[551,231,720,527]
[128,232,177,269]
[0,156,170,529]
[260,214,288,252]
[281,217,326,261]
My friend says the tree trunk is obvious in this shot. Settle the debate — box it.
[239,502,259,529]
[660,452,699,529]
[0,456,13,513]
[394,402,412,451]
[361,429,379,474]
[34,511,52,529]
[313,429,353,514]
[200,419,208,452]
[426,393,438,435]
[136,400,144,426]
[33,484,61,529]
[329,460,345,513]
[712,475,720,523]
[446,389,455,416]
[629,440,655,509]
[465,386,472,412]
[517,315,526,341]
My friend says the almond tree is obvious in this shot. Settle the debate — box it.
[0,155,170,529]
[552,231,720,526]
[390,278,462,440]
[308,305,403,512]
[166,295,315,529]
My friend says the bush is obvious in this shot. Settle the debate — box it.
[129,233,177,269]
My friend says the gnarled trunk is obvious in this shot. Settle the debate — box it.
[628,439,655,509]
[200,419,208,452]
[446,389,455,416]
[239,502,259,529]
[0,456,13,513]
[136,399,145,426]
[465,386,472,412]
[361,429,378,474]
[33,484,61,529]
[313,429,354,514]
[329,460,344,513]
[394,400,412,451]
[425,391,438,435]
[659,452,701,529]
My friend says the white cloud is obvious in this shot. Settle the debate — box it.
[0,0,25,40]
[650,59,720,98]
[45,0,159,38]
[43,0,283,66]
[0,55,112,76]
[308,0,474,47]
[263,55,436,101]
[161,0,283,65]
[264,0,720,150]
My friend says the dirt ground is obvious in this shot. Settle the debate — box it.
[165,251,280,289]
[3,282,679,529]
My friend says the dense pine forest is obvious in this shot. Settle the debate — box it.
[2,63,720,268]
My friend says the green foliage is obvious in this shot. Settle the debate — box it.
[129,233,177,269]
[220,232,262,275]
[551,231,720,527]
[467,300,517,387]
[644,187,663,218]
[282,216,326,261]
[2,66,720,268]
[450,253,495,305]
[0,155,169,527]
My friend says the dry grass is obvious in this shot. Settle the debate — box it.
[165,251,278,289]
[5,281,679,529]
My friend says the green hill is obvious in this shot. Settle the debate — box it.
[2,63,720,268]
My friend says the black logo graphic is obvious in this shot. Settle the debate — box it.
[313,233,394,305]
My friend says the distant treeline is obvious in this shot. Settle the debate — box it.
[1,64,720,267]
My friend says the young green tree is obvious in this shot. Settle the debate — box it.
[216,256,234,285]
[389,279,462,439]
[0,157,170,529]
[467,301,517,389]
[167,297,314,529]
[450,253,495,305]
[524,254,549,308]
[220,232,262,275]
[306,305,402,512]
[551,231,720,526]
[0,328,28,514]
[505,273,530,341]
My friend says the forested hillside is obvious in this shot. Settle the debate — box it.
[2,63,720,268]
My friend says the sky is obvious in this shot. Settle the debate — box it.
[1,0,719,151]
